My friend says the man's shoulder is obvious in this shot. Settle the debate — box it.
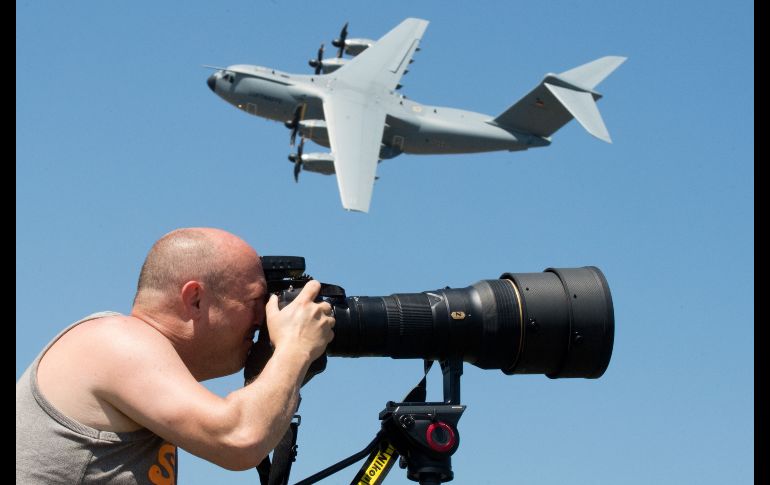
[37,313,184,431]
[48,314,178,372]
[71,313,169,344]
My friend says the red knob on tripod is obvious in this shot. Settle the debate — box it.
[425,422,456,453]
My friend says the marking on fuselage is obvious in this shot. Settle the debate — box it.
[249,93,282,104]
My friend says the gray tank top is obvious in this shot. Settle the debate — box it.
[16,312,178,484]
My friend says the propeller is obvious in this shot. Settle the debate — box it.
[284,105,303,147]
[332,22,349,58]
[288,137,305,183]
[308,43,325,75]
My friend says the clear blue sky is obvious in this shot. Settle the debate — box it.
[17,1,753,484]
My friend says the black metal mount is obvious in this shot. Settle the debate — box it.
[379,400,465,484]
[292,359,466,485]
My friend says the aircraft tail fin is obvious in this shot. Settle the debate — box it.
[493,56,626,143]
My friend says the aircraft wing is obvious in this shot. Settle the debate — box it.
[322,92,386,212]
[322,18,429,212]
[334,17,428,92]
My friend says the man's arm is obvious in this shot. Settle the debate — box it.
[96,281,333,470]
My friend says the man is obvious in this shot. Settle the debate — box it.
[16,227,335,484]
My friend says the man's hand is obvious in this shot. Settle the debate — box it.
[264,280,335,362]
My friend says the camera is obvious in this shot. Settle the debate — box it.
[249,256,614,380]
[247,256,616,485]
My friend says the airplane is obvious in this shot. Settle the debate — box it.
[206,18,625,213]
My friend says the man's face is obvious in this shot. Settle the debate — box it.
[204,261,267,378]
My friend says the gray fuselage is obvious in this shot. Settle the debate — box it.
[208,65,549,159]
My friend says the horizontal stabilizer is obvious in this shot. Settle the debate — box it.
[545,83,611,143]
[557,56,626,90]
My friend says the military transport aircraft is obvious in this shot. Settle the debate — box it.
[206,18,625,212]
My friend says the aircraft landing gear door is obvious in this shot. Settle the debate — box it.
[392,135,404,151]
[246,103,258,116]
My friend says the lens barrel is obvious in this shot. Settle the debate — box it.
[327,266,614,378]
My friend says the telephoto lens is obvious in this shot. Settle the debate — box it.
[327,267,614,378]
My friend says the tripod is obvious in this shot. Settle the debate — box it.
[294,359,466,485]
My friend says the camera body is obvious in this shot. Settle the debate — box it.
[262,255,346,304]
[244,256,336,385]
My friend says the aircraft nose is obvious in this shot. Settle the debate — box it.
[207,74,216,92]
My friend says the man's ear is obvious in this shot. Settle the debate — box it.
[181,281,204,316]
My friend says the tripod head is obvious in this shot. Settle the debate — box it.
[293,359,466,485]
[379,401,465,484]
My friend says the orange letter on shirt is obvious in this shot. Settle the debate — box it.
[148,442,177,485]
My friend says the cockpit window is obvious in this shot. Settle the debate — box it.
[223,73,235,83]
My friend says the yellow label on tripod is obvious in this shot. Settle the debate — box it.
[354,442,397,485]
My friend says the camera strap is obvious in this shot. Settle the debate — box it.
[257,414,301,485]
[347,360,433,485]
[349,436,398,485]
[403,359,433,402]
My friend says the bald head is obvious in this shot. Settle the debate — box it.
[134,228,262,308]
